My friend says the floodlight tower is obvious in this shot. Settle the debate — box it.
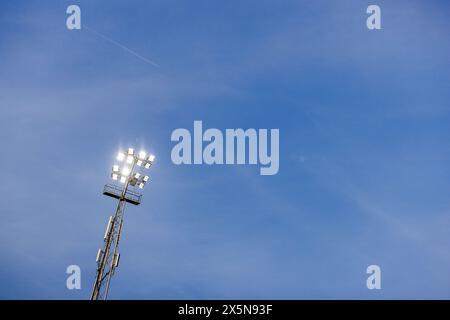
[90,147,155,300]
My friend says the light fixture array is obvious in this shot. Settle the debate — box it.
[111,147,155,189]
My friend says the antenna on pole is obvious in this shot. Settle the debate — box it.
[90,148,155,300]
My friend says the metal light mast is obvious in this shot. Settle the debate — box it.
[91,147,155,300]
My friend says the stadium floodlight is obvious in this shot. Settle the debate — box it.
[139,151,146,160]
[91,146,155,301]
[117,152,125,162]
[121,167,130,177]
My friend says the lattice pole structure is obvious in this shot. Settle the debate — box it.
[90,148,155,300]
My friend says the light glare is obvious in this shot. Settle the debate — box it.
[117,152,125,161]
[121,167,130,177]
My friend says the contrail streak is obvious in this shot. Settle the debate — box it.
[84,25,160,68]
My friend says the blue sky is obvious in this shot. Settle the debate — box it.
[0,0,449,299]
